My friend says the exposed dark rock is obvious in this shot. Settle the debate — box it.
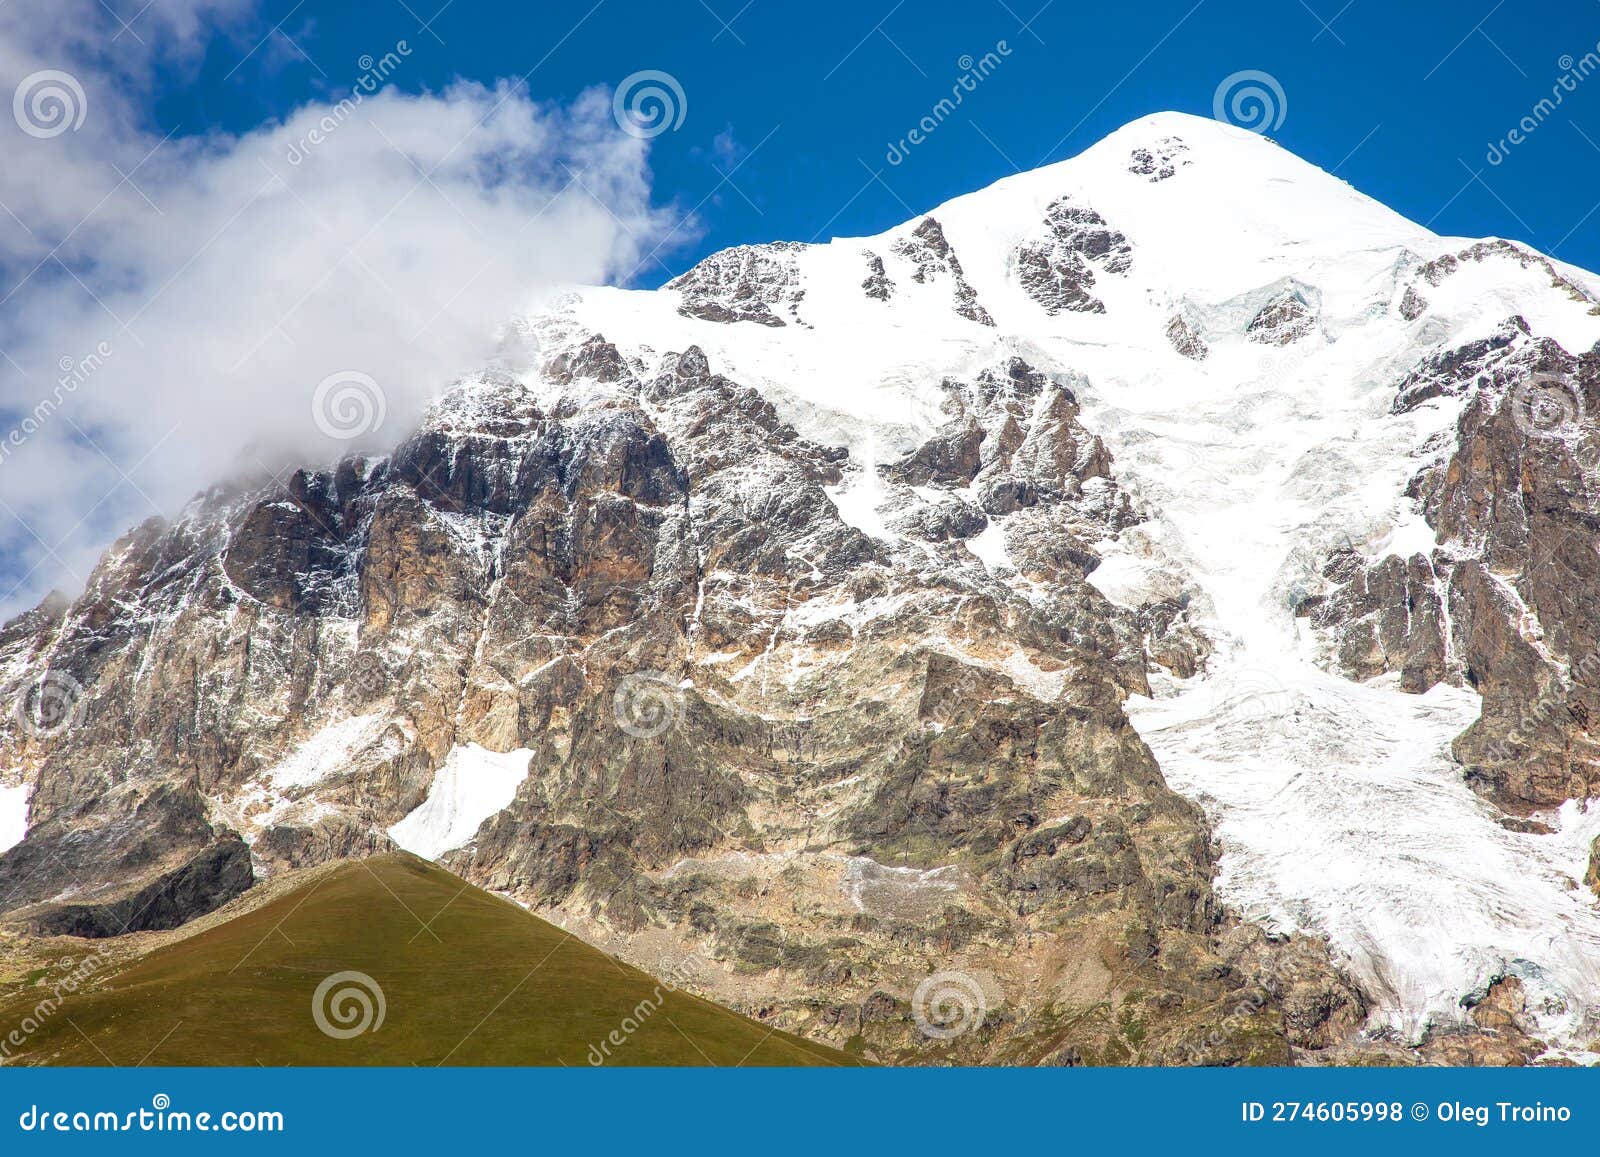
[1414,238,1600,315]
[24,835,253,938]
[1312,334,1600,810]
[885,495,988,542]
[1128,138,1189,182]
[254,816,397,869]
[884,416,985,487]
[1392,317,1525,413]
[0,301,1355,1067]
[1014,198,1132,316]
[1166,314,1208,361]
[667,241,808,326]
[861,251,894,301]
[1139,597,1210,679]
[891,217,994,326]
[0,782,227,917]
[1417,344,1600,807]
[1312,551,1447,692]
[546,333,634,384]
[1246,292,1316,344]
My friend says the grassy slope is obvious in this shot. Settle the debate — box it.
[0,853,853,1066]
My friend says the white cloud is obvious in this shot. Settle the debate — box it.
[0,1,675,620]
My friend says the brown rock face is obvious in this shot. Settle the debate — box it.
[25,836,254,938]
[0,340,1354,1065]
[1422,340,1600,807]
[1310,551,1448,692]
[1165,314,1208,361]
[892,217,995,326]
[1307,324,1600,810]
[1013,198,1132,317]
[1245,291,1316,344]
[0,783,252,935]
[1417,977,1542,1066]
[1392,318,1525,412]
[666,242,808,327]
[546,332,637,385]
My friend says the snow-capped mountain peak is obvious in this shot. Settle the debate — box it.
[6,111,1600,1065]
[531,112,1600,1055]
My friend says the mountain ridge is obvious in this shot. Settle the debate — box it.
[2,111,1600,1064]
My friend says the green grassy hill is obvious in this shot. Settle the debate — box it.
[0,853,853,1066]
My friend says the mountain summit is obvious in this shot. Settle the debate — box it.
[4,112,1600,1065]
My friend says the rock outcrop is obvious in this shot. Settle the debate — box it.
[667,242,809,326]
[1128,138,1189,182]
[1014,198,1132,316]
[1309,327,1600,808]
[892,217,995,326]
[0,338,1354,1064]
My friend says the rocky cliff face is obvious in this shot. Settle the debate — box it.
[1312,315,1600,811]
[0,334,1358,1062]
[3,110,1600,1063]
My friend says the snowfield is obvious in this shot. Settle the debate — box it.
[529,110,1600,1051]
[389,743,535,860]
[1131,672,1600,1054]
[0,781,28,855]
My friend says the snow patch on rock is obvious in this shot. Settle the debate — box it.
[388,743,534,860]
[0,782,29,855]
[262,713,393,789]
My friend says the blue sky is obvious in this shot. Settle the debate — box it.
[161,0,1600,281]
[1,0,1598,616]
